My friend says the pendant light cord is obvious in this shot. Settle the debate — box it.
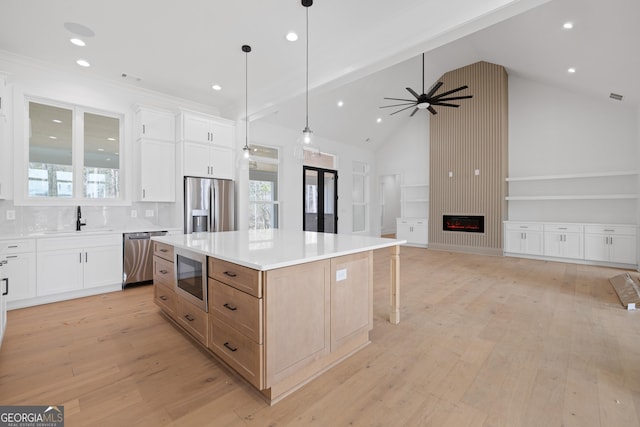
[305,5,309,130]
[422,53,425,94]
[245,48,248,149]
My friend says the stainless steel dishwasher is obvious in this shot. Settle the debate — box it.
[123,231,167,288]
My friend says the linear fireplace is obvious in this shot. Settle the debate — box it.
[443,215,485,233]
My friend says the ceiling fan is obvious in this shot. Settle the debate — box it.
[381,53,473,116]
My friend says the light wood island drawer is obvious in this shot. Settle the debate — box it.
[209,320,264,389]
[209,279,263,344]
[177,298,208,346]
[154,282,177,317]
[153,256,174,287]
[153,241,174,261]
[209,258,262,298]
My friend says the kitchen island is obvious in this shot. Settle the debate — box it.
[151,230,404,404]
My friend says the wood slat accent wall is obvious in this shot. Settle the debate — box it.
[429,61,508,255]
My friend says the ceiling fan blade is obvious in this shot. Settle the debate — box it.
[380,102,417,108]
[389,104,418,115]
[383,97,417,102]
[430,102,460,108]
[409,107,420,117]
[425,81,443,98]
[406,87,421,99]
[430,85,469,100]
[434,95,473,102]
[427,106,438,115]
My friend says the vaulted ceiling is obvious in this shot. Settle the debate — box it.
[0,0,637,149]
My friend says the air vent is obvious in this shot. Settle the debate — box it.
[610,92,623,101]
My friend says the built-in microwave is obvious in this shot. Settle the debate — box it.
[174,247,208,312]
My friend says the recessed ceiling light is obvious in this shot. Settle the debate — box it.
[70,38,86,47]
[52,119,62,123]
[563,22,573,29]
[286,32,298,42]
[337,100,343,107]
[76,59,90,67]
[211,84,222,91]
[567,67,576,73]
[49,136,57,139]
[98,148,105,151]
[107,137,116,141]
[376,118,382,123]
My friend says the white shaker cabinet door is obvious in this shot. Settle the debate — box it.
[37,249,84,296]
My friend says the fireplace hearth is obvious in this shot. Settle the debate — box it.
[443,215,485,233]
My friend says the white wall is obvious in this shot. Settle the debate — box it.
[508,76,638,224]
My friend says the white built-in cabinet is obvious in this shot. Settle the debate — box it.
[397,184,428,246]
[584,225,636,265]
[504,222,544,256]
[134,106,176,202]
[0,240,37,304]
[505,221,637,267]
[396,218,428,247]
[543,223,584,259]
[0,74,9,200]
[36,235,122,296]
[179,111,234,179]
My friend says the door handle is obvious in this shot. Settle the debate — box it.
[2,277,8,296]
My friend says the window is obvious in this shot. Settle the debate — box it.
[26,99,122,202]
[249,145,279,230]
[352,161,369,233]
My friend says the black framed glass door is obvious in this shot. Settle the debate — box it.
[303,166,338,233]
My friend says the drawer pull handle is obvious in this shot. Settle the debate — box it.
[159,248,169,252]
[604,229,615,232]
[159,269,168,274]
[223,342,238,352]
[223,303,237,311]
[159,295,168,301]
[184,314,195,322]
[6,255,18,259]
[224,271,237,277]
[558,227,567,230]
[7,245,18,248]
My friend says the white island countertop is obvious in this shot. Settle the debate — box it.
[152,230,405,271]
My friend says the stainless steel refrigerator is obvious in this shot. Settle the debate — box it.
[184,177,235,234]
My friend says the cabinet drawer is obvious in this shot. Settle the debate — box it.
[177,298,208,346]
[543,224,583,233]
[584,225,636,236]
[153,256,175,287]
[154,283,177,317]
[210,258,262,298]
[0,239,36,254]
[504,222,543,232]
[209,319,263,389]
[209,279,262,344]
[153,241,174,261]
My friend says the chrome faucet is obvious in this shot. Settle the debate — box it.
[76,206,86,231]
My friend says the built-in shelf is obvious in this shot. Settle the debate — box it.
[400,184,429,219]
[506,194,638,201]
[506,170,638,182]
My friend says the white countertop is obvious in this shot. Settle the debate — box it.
[152,230,406,271]
[0,227,182,240]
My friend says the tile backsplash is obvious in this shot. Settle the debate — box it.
[0,200,179,236]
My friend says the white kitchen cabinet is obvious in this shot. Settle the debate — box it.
[584,225,636,265]
[0,74,6,116]
[543,223,584,259]
[183,142,233,180]
[181,112,234,148]
[37,235,123,296]
[0,258,7,348]
[396,218,428,247]
[0,114,9,199]
[139,139,175,201]
[504,222,543,256]
[135,106,176,202]
[135,106,175,142]
[0,239,37,303]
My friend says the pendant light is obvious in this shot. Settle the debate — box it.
[242,44,251,160]
[296,0,320,159]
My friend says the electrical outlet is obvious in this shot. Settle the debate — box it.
[6,210,15,220]
[145,209,154,217]
[131,210,137,218]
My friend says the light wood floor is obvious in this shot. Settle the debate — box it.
[1,248,639,426]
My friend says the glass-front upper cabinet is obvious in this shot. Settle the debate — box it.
[26,99,122,202]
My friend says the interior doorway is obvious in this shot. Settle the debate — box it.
[379,174,401,237]
[303,166,338,233]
